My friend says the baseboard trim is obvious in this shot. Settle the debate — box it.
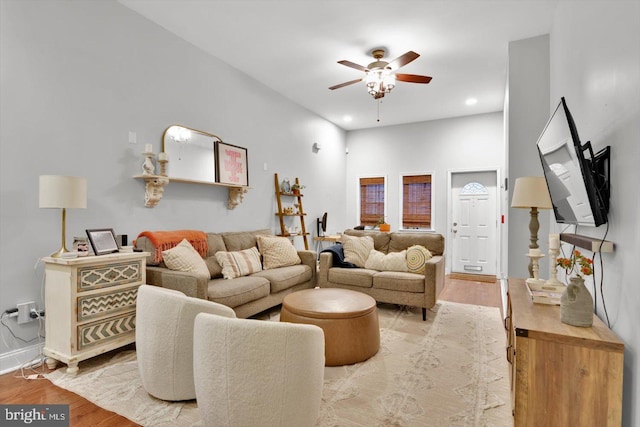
[0,342,45,375]
[448,273,497,283]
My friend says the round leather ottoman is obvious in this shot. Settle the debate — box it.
[280,288,380,366]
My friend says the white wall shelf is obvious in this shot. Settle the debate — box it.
[133,175,249,209]
[560,233,614,253]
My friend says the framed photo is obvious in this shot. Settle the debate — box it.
[216,141,248,186]
[86,228,120,255]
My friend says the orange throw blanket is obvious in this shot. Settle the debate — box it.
[137,230,208,265]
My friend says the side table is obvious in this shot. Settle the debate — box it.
[43,251,148,375]
[506,278,624,425]
[313,234,341,256]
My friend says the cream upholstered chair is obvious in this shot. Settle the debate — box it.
[136,284,236,401]
[193,313,325,427]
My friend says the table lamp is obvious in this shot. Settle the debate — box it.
[511,176,552,278]
[39,175,87,257]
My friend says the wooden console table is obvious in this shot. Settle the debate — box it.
[506,278,623,426]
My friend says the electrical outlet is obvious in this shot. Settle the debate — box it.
[17,301,36,324]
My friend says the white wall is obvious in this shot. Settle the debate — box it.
[550,2,640,424]
[345,111,504,265]
[506,35,551,279]
[0,0,347,367]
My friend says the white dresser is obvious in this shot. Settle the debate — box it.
[43,252,148,375]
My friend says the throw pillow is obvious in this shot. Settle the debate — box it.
[406,245,433,274]
[341,234,374,268]
[162,239,210,278]
[215,247,263,279]
[365,249,409,272]
[257,236,301,270]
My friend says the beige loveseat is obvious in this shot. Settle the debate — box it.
[318,230,445,320]
[135,229,316,318]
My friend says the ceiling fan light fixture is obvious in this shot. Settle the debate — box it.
[366,69,395,98]
[383,71,396,90]
[329,49,431,101]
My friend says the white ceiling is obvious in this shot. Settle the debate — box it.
[119,0,559,131]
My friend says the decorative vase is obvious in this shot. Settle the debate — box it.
[560,276,593,327]
[379,223,390,232]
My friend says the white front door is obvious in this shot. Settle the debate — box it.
[451,171,498,276]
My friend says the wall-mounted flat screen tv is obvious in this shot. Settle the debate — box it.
[536,97,610,227]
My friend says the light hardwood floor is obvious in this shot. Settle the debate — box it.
[0,276,502,427]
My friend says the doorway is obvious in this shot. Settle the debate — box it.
[449,170,499,278]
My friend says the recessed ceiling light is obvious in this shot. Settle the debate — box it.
[343,115,353,122]
[465,98,478,106]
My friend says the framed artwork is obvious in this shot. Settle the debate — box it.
[216,141,248,186]
[86,228,120,255]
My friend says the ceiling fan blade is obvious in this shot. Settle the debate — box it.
[329,78,364,90]
[388,51,420,69]
[337,60,368,72]
[395,73,432,84]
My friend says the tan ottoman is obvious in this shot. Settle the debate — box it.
[280,288,380,366]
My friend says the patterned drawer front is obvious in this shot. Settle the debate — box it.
[77,312,136,350]
[77,287,139,321]
[77,261,141,291]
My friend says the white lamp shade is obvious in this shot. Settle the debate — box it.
[511,176,552,209]
[39,175,87,209]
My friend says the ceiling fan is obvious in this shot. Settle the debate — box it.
[329,49,432,99]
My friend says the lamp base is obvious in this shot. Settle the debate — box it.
[50,246,71,258]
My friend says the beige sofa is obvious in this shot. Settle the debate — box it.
[135,229,316,318]
[318,230,445,320]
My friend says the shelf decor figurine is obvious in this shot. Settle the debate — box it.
[280,178,291,193]
[557,250,594,327]
[142,143,156,176]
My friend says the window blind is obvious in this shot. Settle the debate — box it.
[402,175,431,228]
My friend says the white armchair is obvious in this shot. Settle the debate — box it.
[193,313,325,427]
[136,284,236,401]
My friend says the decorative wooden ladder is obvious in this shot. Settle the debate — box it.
[274,173,309,250]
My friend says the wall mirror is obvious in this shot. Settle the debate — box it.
[162,125,220,184]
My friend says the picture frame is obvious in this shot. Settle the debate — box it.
[86,228,120,256]
[216,141,248,186]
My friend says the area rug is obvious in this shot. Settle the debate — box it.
[45,301,511,427]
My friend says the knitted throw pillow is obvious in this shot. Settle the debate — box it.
[364,249,409,272]
[162,239,210,278]
[257,236,301,270]
[406,245,433,274]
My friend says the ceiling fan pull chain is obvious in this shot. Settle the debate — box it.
[377,99,381,122]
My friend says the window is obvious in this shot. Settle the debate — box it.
[401,174,432,229]
[359,177,385,226]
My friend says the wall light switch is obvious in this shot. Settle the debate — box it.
[263,162,268,171]
[129,131,137,144]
